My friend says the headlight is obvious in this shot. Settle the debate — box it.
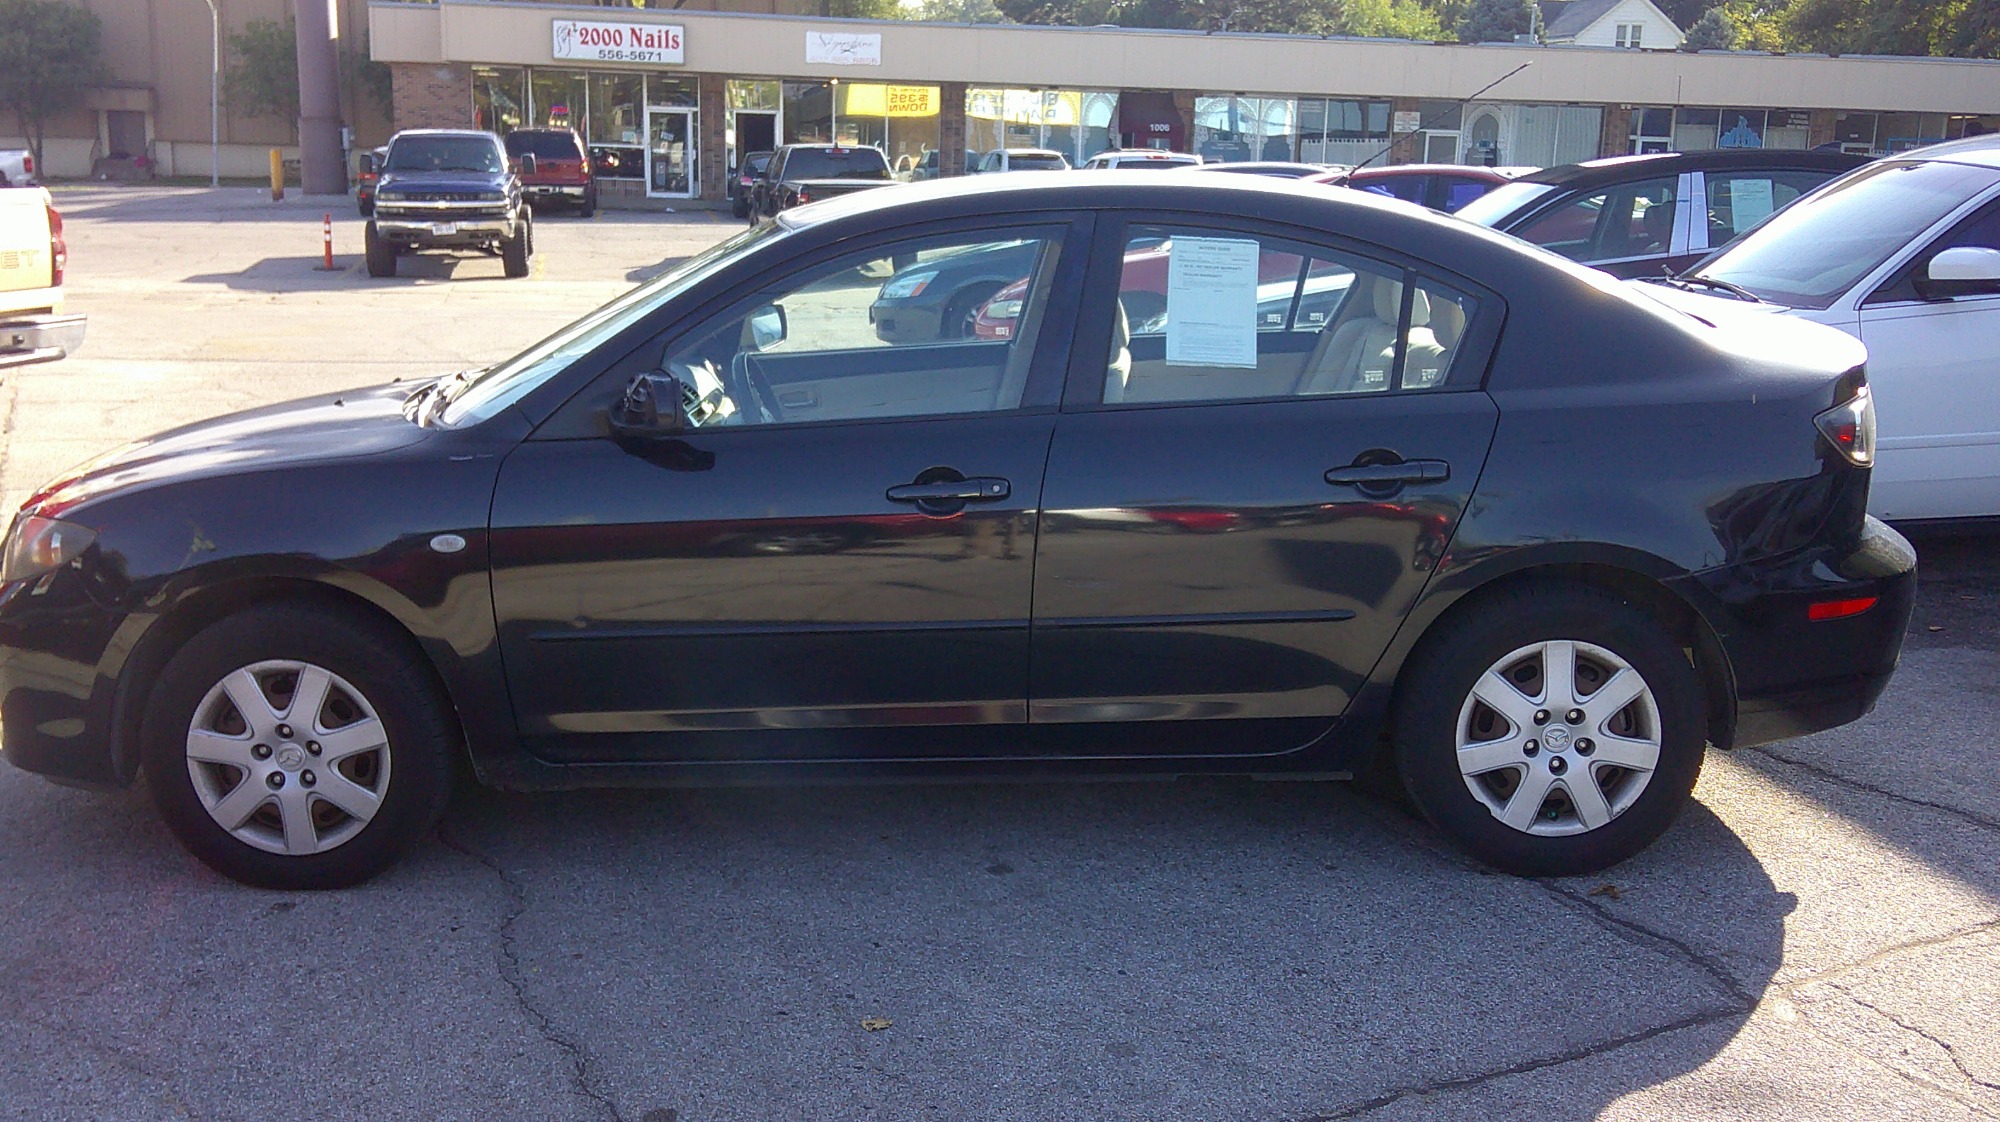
[3,514,97,584]
[984,299,1023,321]
[879,270,937,300]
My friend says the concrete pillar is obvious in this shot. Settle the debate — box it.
[940,81,967,176]
[294,0,346,193]
[1171,89,1197,152]
[389,63,472,131]
[1599,105,1633,158]
[699,72,726,202]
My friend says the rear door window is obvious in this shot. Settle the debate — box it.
[1512,176,1677,263]
[1702,169,1835,246]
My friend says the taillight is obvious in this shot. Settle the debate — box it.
[1815,384,1875,467]
[796,188,811,204]
[47,205,65,286]
[22,154,33,176]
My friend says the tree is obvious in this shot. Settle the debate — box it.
[818,0,899,15]
[906,0,1007,20]
[1684,6,1737,46]
[1455,0,1532,42]
[227,17,300,137]
[1785,0,1996,58]
[1338,0,1449,39]
[0,0,105,174]
[342,33,394,120]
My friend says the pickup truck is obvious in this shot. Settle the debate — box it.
[754,144,897,220]
[365,129,535,279]
[0,149,35,188]
[0,187,85,370]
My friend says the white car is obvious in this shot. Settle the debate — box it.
[1679,135,2000,523]
[971,148,1070,173]
[1080,150,1203,171]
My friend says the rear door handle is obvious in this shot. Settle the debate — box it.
[886,477,1011,503]
[1323,460,1450,487]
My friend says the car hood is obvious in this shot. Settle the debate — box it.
[376,170,506,194]
[23,381,433,519]
[1624,280,1868,371]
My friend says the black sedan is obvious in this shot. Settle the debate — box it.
[0,174,1914,889]
[869,239,1042,342]
[1457,149,1870,277]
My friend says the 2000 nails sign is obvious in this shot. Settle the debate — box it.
[552,20,685,65]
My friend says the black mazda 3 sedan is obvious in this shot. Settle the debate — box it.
[0,174,1915,889]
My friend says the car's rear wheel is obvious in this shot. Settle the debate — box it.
[502,217,532,278]
[577,189,596,219]
[941,284,1002,340]
[141,603,457,889]
[1393,584,1705,877]
[363,222,395,278]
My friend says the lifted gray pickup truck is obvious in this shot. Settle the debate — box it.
[365,130,535,279]
[0,186,85,370]
[754,144,899,220]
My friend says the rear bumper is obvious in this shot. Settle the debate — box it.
[0,311,87,370]
[1674,516,1917,750]
[524,184,588,201]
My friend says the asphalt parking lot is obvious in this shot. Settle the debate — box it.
[1,186,1996,1122]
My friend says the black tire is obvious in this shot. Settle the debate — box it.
[363,221,395,278]
[502,217,532,278]
[577,189,597,219]
[357,198,373,218]
[140,603,457,890]
[731,197,749,220]
[940,284,1002,340]
[1392,583,1705,877]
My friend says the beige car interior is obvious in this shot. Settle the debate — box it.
[1108,258,1468,405]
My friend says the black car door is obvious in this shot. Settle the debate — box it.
[488,217,1089,764]
[1028,216,1501,756]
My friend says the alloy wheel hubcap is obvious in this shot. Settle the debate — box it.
[184,660,392,856]
[1454,639,1662,837]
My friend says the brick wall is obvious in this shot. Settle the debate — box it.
[390,63,473,131]
[1809,109,1839,148]
[940,82,967,176]
[700,73,727,201]
[1599,105,1633,158]
[1387,97,1422,164]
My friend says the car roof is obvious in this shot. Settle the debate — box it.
[1346,164,1525,181]
[506,127,576,135]
[1890,133,2000,170]
[390,129,499,142]
[1003,148,1064,156]
[1091,151,1199,161]
[1520,148,1870,187]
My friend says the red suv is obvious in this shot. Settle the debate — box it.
[504,128,596,218]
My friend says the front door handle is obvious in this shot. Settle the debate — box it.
[886,477,1011,504]
[1324,460,1450,488]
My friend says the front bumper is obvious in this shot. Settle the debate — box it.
[869,299,947,344]
[375,214,514,246]
[1674,516,1918,750]
[0,312,88,370]
[0,568,132,787]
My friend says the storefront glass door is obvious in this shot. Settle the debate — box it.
[646,107,696,198]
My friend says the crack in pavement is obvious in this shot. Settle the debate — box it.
[1293,1007,1749,1120]
[1,1010,200,1120]
[435,823,624,1122]
[1746,746,2000,835]
[1535,878,1756,1005]
[1828,981,2000,1097]
[1786,998,2000,1121]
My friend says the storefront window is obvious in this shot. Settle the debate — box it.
[1718,109,1766,148]
[1629,107,1673,154]
[1673,107,1720,151]
[727,80,783,177]
[966,88,1113,166]
[1878,112,1947,153]
[840,84,941,175]
[1298,98,1391,166]
[530,69,589,131]
[1194,97,1298,163]
[648,76,698,108]
[1950,114,2000,140]
[784,80,834,144]
[472,66,526,134]
[588,72,644,180]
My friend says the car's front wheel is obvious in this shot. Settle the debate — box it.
[502,216,532,278]
[1393,583,1705,877]
[363,222,395,277]
[141,603,457,889]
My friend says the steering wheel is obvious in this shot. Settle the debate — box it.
[728,351,786,425]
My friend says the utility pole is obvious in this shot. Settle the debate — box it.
[293,0,346,194]
[202,0,219,187]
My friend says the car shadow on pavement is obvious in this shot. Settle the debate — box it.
[183,254,518,290]
[403,774,1785,1121]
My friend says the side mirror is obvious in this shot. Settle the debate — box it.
[747,304,787,350]
[518,153,538,177]
[1919,246,2000,299]
[357,152,379,175]
[611,370,689,438]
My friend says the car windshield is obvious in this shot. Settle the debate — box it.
[1116,158,1195,170]
[1010,154,1067,170]
[385,136,503,173]
[1693,159,2000,309]
[785,148,892,180]
[439,224,780,426]
[1453,180,1557,227]
[505,132,582,159]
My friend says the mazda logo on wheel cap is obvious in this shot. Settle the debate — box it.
[1543,726,1571,751]
[275,745,306,771]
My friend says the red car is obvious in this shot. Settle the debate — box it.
[504,128,597,218]
[1306,164,1530,213]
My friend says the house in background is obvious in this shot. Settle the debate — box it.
[1538,0,1686,49]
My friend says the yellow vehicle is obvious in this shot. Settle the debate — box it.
[0,186,85,370]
